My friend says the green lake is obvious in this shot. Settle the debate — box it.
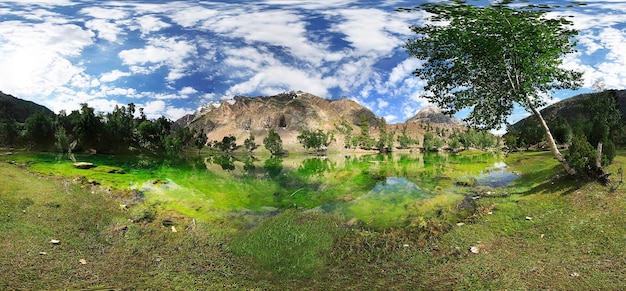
[4,150,519,230]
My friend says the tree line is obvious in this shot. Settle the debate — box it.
[0,103,205,157]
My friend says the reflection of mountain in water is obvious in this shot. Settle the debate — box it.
[475,162,520,188]
[368,177,429,200]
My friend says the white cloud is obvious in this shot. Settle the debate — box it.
[205,9,336,65]
[101,70,131,82]
[85,18,124,42]
[143,100,166,117]
[0,21,94,97]
[141,100,192,120]
[79,6,129,20]
[387,59,421,86]
[225,66,330,98]
[328,8,410,55]
[118,37,197,82]
[377,98,389,109]
[135,14,171,35]
[260,0,357,9]
[384,114,398,123]
[168,5,219,28]
[4,0,74,7]
[179,86,198,95]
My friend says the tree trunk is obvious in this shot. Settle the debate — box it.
[529,105,577,175]
[595,142,603,169]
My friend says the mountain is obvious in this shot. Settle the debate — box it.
[181,91,380,150]
[507,89,626,133]
[406,106,463,126]
[0,91,54,122]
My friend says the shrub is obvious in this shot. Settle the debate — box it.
[567,134,596,176]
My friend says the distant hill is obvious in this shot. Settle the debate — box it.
[0,91,53,122]
[178,91,380,150]
[507,89,626,133]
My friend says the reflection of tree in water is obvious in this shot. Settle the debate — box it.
[211,153,235,171]
[243,155,256,173]
[297,158,334,177]
[423,152,448,166]
[264,157,283,177]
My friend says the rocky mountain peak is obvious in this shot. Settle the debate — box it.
[180,91,380,149]
[406,106,463,125]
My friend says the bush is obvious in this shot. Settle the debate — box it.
[567,134,597,176]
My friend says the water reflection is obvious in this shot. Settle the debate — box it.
[475,161,521,187]
[145,151,519,228]
[264,157,283,177]
[298,157,334,177]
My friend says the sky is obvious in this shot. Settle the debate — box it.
[1,0,625,132]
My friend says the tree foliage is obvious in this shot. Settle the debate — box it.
[396,123,418,149]
[403,2,582,129]
[2,102,201,156]
[297,129,335,152]
[263,129,283,156]
[334,120,354,149]
[423,132,444,152]
[244,133,258,152]
[402,1,582,174]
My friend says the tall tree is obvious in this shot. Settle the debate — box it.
[263,129,283,156]
[24,111,54,149]
[402,2,582,174]
[297,129,335,153]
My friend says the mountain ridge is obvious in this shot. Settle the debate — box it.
[0,91,54,122]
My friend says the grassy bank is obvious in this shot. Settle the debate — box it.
[1,150,625,289]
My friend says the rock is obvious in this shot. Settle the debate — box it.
[456,194,477,211]
[73,162,95,169]
[107,168,125,174]
[469,246,480,254]
[455,177,477,187]
[346,217,359,226]
[79,258,87,265]
[171,226,177,233]
[341,195,353,202]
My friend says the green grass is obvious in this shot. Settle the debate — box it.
[229,210,342,279]
[1,149,625,289]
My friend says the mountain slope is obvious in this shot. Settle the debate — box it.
[182,91,380,150]
[406,106,463,126]
[507,89,626,133]
[0,91,53,122]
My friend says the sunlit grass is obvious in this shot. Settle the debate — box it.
[229,210,342,279]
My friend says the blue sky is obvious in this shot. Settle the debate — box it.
[1,1,625,132]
